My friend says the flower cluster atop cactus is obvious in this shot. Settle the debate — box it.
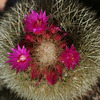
[7,9,81,85]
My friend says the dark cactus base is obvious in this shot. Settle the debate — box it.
[0,86,23,100]
[79,0,100,16]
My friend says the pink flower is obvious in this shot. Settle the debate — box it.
[56,65,63,76]
[31,63,63,85]
[62,32,69,38]
[60,44,81,70]
[50,24,61,34]
[44,32,51,39]
[31,63,40,79]
[54,33,62,41]
[25,33,35,43]
[60,41,68,48]
[6,45,32,73]
[56,65,63,81]
[46,71,58,85]
[23,9,49,35]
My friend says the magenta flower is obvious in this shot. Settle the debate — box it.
[31,63,62,85]
[50,24,61,34]
[6,45,32,73]
[46,71,58,85]
[23,9,49,35]
[60,44,81,70]
[31,63,40,79]
[25,33,35,43]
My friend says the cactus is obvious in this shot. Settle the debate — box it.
[0,0,100,100]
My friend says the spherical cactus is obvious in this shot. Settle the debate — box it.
[0,0,100,100]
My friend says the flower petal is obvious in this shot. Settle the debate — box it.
[46,71,58,85]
